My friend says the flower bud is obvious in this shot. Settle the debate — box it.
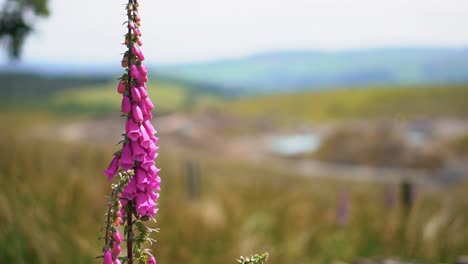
[117,80,126,94]
[131,86,141,102]
[133,27,141,37]
[139,63,148,75]
[132,104,144,122]
[121,96,131,114]
[147,255,157,264]
[103,250,112,264]
[114,216,123,226]
[132,45,145,61]
[138,85,148,99]
[136,38,142,46]
[113,230,123,243]
[130,65,140,80]
[111,241,121,255]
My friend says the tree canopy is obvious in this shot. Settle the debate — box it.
[0,0,49,59]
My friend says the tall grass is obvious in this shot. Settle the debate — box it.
[0,123,467,263]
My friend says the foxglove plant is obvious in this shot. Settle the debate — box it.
[101,0,160,263]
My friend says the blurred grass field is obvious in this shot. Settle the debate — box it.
[1,82,468,263]
[1,116,468,264]
[214,85,468,125]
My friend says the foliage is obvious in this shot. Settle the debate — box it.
[0,0,50,58]
[238,253,269,264]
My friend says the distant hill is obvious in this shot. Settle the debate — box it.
[157,48,468,95]
[214,84,468,123]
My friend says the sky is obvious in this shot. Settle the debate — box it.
[3,0,468,64]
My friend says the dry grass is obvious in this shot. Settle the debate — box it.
[0,119,467,263]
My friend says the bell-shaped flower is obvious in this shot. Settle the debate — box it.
[138,101,149,120]
[103,250,112,264]
[136,192,151,216]
[146,143,158,160]
[103,155,119,181]
[147,165,160,179]
[121,178,137,200]
[119,143,133,170]
[132,104,144,123]
[121,96,131,114]
[126,118,141,141]
[141,155,155,171]
[135,167,150,191]
[144,97,154,111]
[139,125,152,149]
[150,176,161,191]
[131,141,146,162]
[143,120,156,135]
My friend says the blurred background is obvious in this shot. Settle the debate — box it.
[1,0,468,263]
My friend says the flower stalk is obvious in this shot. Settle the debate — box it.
[100,0,160,263]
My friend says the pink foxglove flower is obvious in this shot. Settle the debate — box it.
[139,63,148,75]
[144,97,154,111]
[121,96,131,114]
[130,65,140,80]
[113,230,123,243]
[132,45,145,61]
[136,38,143,46]
[131,140,146,162]
[119,143,133,170]
[147,256,157,264]
[138,85,148,99]
[102,2,160,263]
[104,155,119,181]
[132,104,144,122]
[131,86,142,102]
[125,118,141,141]
[143,120,156,135]
[139,125,152,149]
[111,241,121,255]
[103,250,112,264]
[117,80,126,94]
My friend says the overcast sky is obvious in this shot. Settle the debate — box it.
[4,0,468,64]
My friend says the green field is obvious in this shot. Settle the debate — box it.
[214,85,468,124]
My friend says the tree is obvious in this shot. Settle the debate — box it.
[0,0,49,59]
